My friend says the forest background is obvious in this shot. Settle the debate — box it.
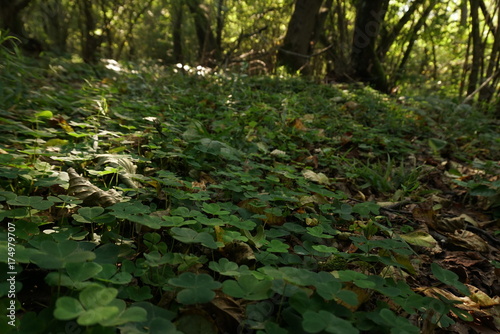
[2,0,500,107]
[1,1,500,334]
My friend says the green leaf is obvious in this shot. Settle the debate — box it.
[77,306,120,326]
[302,310,359,334]
[209,258,241,276]
[94,263,132,284]
[74,207,105,223]
[66,262,103,282]
[54,297,85,320]
[352,201,380,217]
[222,275,272,300]
[79,285,118,309]
[469,184,496,197]
[98,300,147,326]
[266,239,289,253]
[279,267,317,286]
[108,202,151,218]
[161,216,189,227]
[125,286,153,301]
[313,272,342,300]
[428,138,448,153]
[306,226,334,238]
[7,196,55,210]
[169,272,221,289]
[431,263,470,295]
[169,273,221,305]
[170,227,219,249]
[35,110,54,118]
[312,245,338,253]
[30,240,96,269]
[378,308,420,334]
[202,202,230,215]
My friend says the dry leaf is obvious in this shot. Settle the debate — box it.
[446,230,490,252]
[67,168,121,207]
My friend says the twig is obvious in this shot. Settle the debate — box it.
[462,69,500,104]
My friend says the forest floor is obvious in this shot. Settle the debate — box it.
[0,56,499,334]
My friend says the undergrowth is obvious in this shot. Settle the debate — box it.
[0,49,499,334]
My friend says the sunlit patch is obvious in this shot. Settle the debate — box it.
[174,63,211,76]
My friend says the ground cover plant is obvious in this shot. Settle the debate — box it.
[1,51,499,334]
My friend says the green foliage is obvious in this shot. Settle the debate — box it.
[1,59,496,333]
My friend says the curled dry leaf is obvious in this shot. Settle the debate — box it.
[67,168,121,207]
[445,230,490,252]
[96,155,139,189]
[221,241,255,266]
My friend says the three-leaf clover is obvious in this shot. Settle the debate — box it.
[168,272,221,305]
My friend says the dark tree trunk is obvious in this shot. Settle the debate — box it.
[78,0,101,64]
[98,0,114,58]
[172,1,184,63]
[350,0,389,92]
[466,0,482,97]
[478,0,500,102]
[215,0,224,51]
[0,0,32,36]
[186,0,220,65]
[323,0,350,81]
[277,0,324,74]
[0,0,43,55]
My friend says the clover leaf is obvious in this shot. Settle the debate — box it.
[169,272,221,305]
[7,196,56,210]
[30,240,96,269]
[222,275,272,300]
[302,310,359,334]
[431,263,470,295]
[170,227,219,249]
[209,258,241,276]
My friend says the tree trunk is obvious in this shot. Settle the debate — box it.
[215,0,224,51]
[98,0,114,58]
[0,0,32,36]
[78,0,101,64]
[478,0,500,102]
[277,0,324,74]
[466,0,482,97]
[324,0,350,81]
[172,1,184,64]
[186,0,220,66]
[350,0,389,92]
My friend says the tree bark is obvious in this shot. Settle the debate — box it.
[186,0,220,65]
[350,0,389,92]
[277,0,324,74]
[215,0,224,51]
[78,0,101,64]
[466,0,482,97]
[0,0,32,36]
[478,0,500,102]
[172,1,184,64]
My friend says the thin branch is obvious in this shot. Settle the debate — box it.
[462,69,500,104]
